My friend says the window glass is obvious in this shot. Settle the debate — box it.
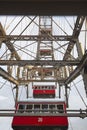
[18,104,25,113]
[26,105,33,112]
[34,105,40,113]
[49,104,55,113]
[57,105,64,113]
[42,104,48,113]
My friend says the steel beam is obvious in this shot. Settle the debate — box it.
[0,35,73,41]
[64,51,87,84]
[0,23,6,47]
[5,41,21,60]
[0,23,21,60]
[0,67,19,85]
[0,109,86,112]
[0,60,80,66]
[0,112,87,118]
[18,79,64,85]
[63,16,85,60]
[75,40,87,94]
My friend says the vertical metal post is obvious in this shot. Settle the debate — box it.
[26,84,29,98]
[36,17,40,60]
[65,84,68,108]
[76,39,83,60]
[15,85,18,107]
[82,51,87,95]
[85,17,87,51]
[59,84,61,98]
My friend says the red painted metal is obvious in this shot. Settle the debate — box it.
[12,116,68,126]
[12,101,68,129]
[33,90,55,94]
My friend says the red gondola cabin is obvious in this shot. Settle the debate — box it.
[12,99,68,130]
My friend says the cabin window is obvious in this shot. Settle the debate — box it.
[52,86,55,89]
[18,104,25,113]
[57,105,64,113]
[42,104,48,112]
[26,105,33,112]
[34,105,40,113]
[35,86,37,89]
[49,104,55,113]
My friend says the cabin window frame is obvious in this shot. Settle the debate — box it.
[17,102,65,114]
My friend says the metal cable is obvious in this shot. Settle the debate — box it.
[39,41,65,56]
[5,16,16,31]
[73,81,87,108]
[28,16,76,60]
[64,16,73,30]
[10,83,15,102]
[0,16,37,59]
[14,44,36,58]
[2,41,37,59]
[19,86,24,100]
[0,80,7,89]
[4,16,7,29]
[0,16,76,61]
[71,79,83,87]
[27,16,67,57]
[69,118,74,130]
[15,41,37,55]
[9,16,25,35]
[51,17,68,35]
[0,16,24,59]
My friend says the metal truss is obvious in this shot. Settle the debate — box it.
[63,16,85,60]
[0,23,21,60]
[65,51,87,84]
[18,79,64,86]
[0,15,87,107]
[0,67,18,85]
[0,60,80,66]
[0,35,73,41]
[0,16,86,88]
